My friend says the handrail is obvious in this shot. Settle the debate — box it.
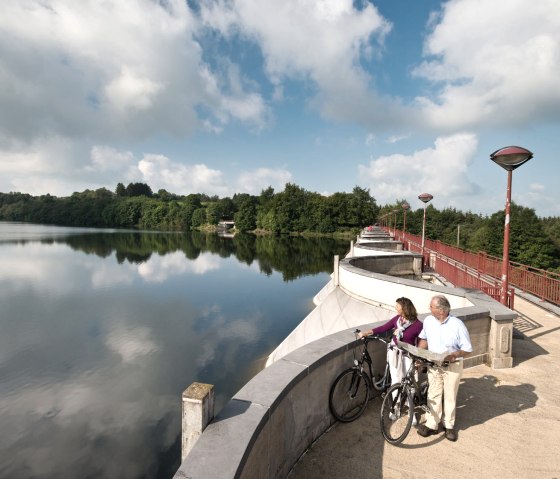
[387,227,560,306]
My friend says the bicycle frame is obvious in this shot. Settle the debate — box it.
[353,332,392,393]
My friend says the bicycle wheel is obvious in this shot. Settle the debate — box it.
[329,368,370,422]
[380,383,414,445]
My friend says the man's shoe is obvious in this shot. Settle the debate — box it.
[445,428,458,442]
[417,424,439,437]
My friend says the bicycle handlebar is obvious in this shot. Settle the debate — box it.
[354,329,390,342]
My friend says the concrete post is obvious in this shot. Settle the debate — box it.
[182,382,215,461]
[350,240,354,257]
[489,320,513,369]
[334,255,339,286]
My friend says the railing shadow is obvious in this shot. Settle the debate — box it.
[457,375,537,431]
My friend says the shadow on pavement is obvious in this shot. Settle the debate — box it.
[456,375,537,431]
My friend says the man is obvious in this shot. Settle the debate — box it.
[416,294,472,442]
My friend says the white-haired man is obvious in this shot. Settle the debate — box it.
[417,294,472,442]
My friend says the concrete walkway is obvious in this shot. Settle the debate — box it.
[288,296,560,479]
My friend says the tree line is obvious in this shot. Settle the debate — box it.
[0,182,559,271]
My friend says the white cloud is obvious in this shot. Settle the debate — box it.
[199,0,391,121]
[138,154,229,196]
[358,133,480,205]
[235,167,292,194]
[89,146,135,172]
[0,136,74,175]
[365,133,376,146]
[104,66,163,113]
[412,0,560,130]
[386,134,409,144]
[0,0,267,144]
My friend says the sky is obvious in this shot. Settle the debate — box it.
[1,0,559,217]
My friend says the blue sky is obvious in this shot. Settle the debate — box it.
[1,0,559,217]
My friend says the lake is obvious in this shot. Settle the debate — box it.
[0,222,350,479]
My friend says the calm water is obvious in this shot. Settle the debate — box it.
[0,222,350,479]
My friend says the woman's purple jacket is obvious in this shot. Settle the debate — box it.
[372,315,423,346]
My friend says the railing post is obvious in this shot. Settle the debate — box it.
[182,382,214,461]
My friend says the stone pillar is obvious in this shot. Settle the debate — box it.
[182,382,215,461]
[489,319,513,369]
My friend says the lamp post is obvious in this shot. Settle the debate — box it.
[490,146,533,306]
[402,201,410,236]
[393,209,398,238]
[418,193,433,264]
[401,201,410,250]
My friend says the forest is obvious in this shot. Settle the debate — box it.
[1,181,559,272]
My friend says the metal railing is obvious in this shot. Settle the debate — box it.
[390,228,559,307]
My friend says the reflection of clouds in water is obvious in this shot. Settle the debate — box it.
[0,243,227,292]
[0,226,318,478]
[90,261,135,288]
[138,251,220,282]
[196,307,263,368]
[0,369,177,479]
[0,243,135,292]
[0,286,189,478]
[105,323,159,363]
[0,243,78,290]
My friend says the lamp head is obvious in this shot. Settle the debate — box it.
[418,193,433,204]
[490,146,533,171]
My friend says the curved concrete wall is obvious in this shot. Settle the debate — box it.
[175,300,501,479]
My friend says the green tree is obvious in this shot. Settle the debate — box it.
[115,183,126,197]
[125,182,153,197]
[206,202,222,225]
[191,208,207,228]
[234,197,257,232]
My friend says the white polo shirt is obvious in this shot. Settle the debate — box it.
[419,314,473,355]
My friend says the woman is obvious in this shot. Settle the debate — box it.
[358,297,422,388]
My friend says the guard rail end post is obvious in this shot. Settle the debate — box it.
[182,382,214,462]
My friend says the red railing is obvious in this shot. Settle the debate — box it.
[389,227,560,306]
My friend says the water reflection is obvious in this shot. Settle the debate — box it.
[0,223,349,479]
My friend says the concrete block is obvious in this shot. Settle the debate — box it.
[182,382,214,461]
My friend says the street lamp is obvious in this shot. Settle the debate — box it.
[393,209,398,237]
[418,193,433,264]
[490,146,533,306]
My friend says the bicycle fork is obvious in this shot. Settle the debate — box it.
[347,369,363,399]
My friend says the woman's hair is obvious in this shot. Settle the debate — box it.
[396,297,417,321]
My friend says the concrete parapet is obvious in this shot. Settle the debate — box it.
[174,329,386,479]
[175,299,508,478]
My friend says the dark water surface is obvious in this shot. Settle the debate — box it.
[0,222,349,479]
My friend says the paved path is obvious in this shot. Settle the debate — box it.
[288,296,560,479]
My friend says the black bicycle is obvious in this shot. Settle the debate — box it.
[380,345,436,445]
[328,329,392,422]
